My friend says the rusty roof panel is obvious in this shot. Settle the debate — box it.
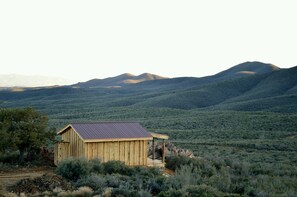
[70,122,152,140]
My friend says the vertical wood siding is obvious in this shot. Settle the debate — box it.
[57,127,148,166]
[60,127,85,158]
[85,140,148,166]
[54,142,70,165]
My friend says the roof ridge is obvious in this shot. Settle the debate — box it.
[70,121,140,124]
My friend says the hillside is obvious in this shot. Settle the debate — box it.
[210,66,297,112]
[129,61,280,91]
[214,61,280,80]
[132,66,297,111]
[73,73,167,88]
[72,61,278,90]
[0,61,296,114]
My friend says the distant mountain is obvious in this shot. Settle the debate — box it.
[129,61,280,91]
[73,73,167,88]
[134,65,296,111]
[1,61,296,113]
[212,65,297,112]
[214,61,280,80]
[0,74,73,87]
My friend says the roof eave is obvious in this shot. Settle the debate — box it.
[57,124,85,141]
[84,136,153,143]
[57,124,72,135]
[150,132,169,140]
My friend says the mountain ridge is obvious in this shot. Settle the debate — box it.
[127,61,280,91]
[1,61,296,113]
[74,61,280,89]
[213,61,279,80]
[0,61,280,88]
[73,73,167,88]
[132,65,296,111]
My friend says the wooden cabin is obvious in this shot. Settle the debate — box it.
[54,122,168,166]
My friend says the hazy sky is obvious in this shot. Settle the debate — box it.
[0,0,296,82]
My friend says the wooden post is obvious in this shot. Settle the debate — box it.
[162,139,165,163]
[152,138,155,160]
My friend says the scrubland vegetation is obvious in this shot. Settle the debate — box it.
[1,64,297,196]
[53,158,240,197]
[1,107,296,196]
[51,154,296,196]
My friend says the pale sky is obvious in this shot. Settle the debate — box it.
[0,0,296,83]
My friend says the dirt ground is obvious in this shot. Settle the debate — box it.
[0,167,53,195]
[0,166,173,196]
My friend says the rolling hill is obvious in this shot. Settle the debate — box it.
[0,61,296,115]
[128,61,280,91]
[135,66,297,112]
[213,61,280,80]
[73,73,167,88]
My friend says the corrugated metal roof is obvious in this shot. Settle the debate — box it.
[150,132,169,139]
[69,122,152,140]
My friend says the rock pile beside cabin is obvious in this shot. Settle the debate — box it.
[148,142,194,159]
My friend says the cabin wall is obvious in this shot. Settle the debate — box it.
[54,142,70,165]
[56,127,149,166]
[85,140,148,166]
[60,127,85,158]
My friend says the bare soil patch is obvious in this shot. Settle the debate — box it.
[0,167,54,195]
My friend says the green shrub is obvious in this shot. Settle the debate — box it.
[111,188,138,197]
[208,167,231,192]
[134,166,162,178]
[105,174,121,188]
[110,182,138,197]
[223,194,242,197]
[166,156,216,178]
[165,155,190,171]
[175,164,201,187]
[138,190,153,197]
[186,184,223,197]
[229,177,249,194]
[147,167,162,177]
[163,176,183,190]
[89,158,104,174]
[55,158,91,181]
[0,162,19,171]
[190,158,216,177]
[157,189,187,197]
[75,174,106,193]
[142,175,171,196]
[148,180,162,195]
[103,160,134,175]
[0,152,21,164]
